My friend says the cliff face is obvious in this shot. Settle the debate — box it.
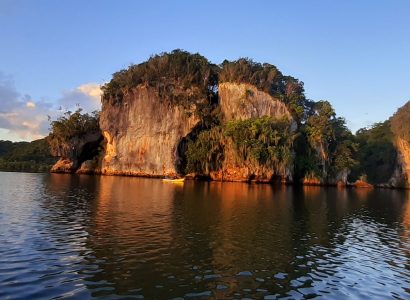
[388,101,410,188]
[93,82,295,181]
[98,85,199,177]
[219,82,292,122]
[209,82,295,182]
[389,137,410,188]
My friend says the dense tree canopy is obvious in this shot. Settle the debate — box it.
[102,49,218,112]
[349,121,397,184]
[224,116,295,173]
[185,127,225,174]
[184,116,296,176]
[302,101,357,180]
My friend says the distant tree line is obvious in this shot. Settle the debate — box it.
[0,138,56,173]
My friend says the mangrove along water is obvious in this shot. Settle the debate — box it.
[0,172,409,299]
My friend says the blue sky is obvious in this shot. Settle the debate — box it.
[0,0,409,141]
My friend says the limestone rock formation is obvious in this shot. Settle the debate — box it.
[48,51,364,186]
[98,85,200,177]
[389,137,410,188]
[219,82,292,123]
[389,101,410,188]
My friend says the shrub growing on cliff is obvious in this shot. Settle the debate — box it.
[101,50,218,115]
[220,59,283,94]
[48,109,100,154]
[224,116,296,173]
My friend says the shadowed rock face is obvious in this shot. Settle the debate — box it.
[98,85,200,177]
[210,82,295,182]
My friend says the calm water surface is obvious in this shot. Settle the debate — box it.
[0,172,409,299]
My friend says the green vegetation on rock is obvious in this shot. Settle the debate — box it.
[185,127,225,174]
[224,116,295,172]
[101,49,218,115]
[184,116,296,176]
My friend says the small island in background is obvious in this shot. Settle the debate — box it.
[1,50,409,189]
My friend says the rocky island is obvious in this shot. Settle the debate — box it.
[45,50,409,188]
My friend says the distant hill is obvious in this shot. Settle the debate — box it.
[0,138,57,173]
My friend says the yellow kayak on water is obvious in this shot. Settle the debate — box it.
[162,178,185,183]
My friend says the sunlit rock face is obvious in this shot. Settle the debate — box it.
[389,137,410,188]
[210,82,295,182]
[50,158,75,173]
[98,85,199,177]
[219,82,292,122]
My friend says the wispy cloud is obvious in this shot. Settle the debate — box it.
[0,72,102,141]
[58,83,102,113]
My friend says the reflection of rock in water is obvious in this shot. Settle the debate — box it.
[37,175,410,299]
[401,192,410,258]
[403,192,410,228]
[87,176,179,298]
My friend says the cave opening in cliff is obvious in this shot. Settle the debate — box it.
[77,138,103,167]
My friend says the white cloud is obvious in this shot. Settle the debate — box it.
[26,101,36,108]
[77,83,102,100]
[0,72,102,141]
[58,83,101,113]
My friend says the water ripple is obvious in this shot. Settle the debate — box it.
[0,173,409,299]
